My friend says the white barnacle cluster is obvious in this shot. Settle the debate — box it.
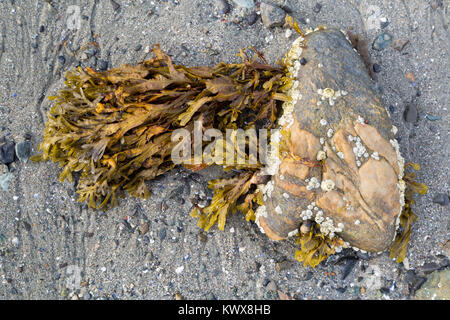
[317,88,347,106]
[321,179,335,192]
[305,177,321,190]
[299,203,342,238]
[389,138,406,229]
[254,205,268,234]
[348,132,368,167]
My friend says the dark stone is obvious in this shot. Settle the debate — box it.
[31,42,38,49]
[217,0,230,15]
[403,104,418,123]
[405,270,427,294]
[302,271,313,281]
[421,262,441,274]
[313,3,322,13]
[134,44,142,52]
[260,2,285,28]
[110,0,120,11]
[433,193,449,206]
[0,141,15,164]
[246,11,258,25]
[341,258,358,280]
[379,287,390,294]
[15,140,31,163]
[158,228,167,240]
[58,55,65,65]
[39,25,45,33]
[372,63,381,73]
[98,59,108,71]
[336,287,347,293]
[300,57,307,65]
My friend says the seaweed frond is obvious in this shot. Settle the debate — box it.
[294,223,343,268]
[389,163,427,263]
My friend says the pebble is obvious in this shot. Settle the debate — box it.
[134,44,142,52]
[0,170,11,191]
[300,57,307,65]
[15,141,31,163]
[110,0,120,11]
[275,260,291,272]
[139,222,149,235]
[372,33,392,51]
[198,232,207,242]
[159,227,167,240]
[372,63,381,73]
[421,262,441,274]
[313,3,322,13]
[403,104,418,123]
[405,270,426,294]
[217,0,230,15]
[58,55,66,65]
[432,193,449,206]
[260,3,286,28]
[98,59,108,71]
[341,258,358,280]
[265,280,277,292]
[245,11,258,26]
[39,25,45,33]
[393,39,409,52]
[231,0,254,9]
[0,141,15,164]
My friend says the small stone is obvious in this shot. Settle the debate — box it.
[300,57,307,65]
[15,141,31,163]
[31,42,38,49]
[430,1,439,9]
[421,262,441,274]
[275,260,291,272]
[341,258,358,280]
[217,0,230,15]
[415,269,450,300]
[372,63,381,73]
[39,25,45,33]
[393,39,409,52]
[266,280,277,292]
[432,193,449,206]
[139,222,149,235]
[372,33,392,51]
[0,141,15,164]
[158,227,166,240]
[231,0,254,9]
[134,44,142,52]
[58,55,66,65]
[403,104,418,123]
[110,0,120,11]
[405,270,427,294]
[313,3,322,13]
[245,11,258,25]
[198,232,207,242]
[98,59,108,71]
[260,3,286,28]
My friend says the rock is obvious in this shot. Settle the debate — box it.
[245,11,258,25]
[198,232,207,242]
[313,3,322,13]
[15,141,31,163]
[265,280,277,292]
[405,270,427,294]
[403,104,418,123]
[393,39,409,52]
[420,262,441,274]
[139,222,149,235]
[260,3,286,28]
[432,193,449,206]
[158,227,166,240]
[415,269,450,300]
[372,63,381,73]
[0,141,15,164]
[134,44,142,52]
[216,0,230,15]
[372,33,392,51]
[98,59,108,71]
[341,258,358,280]
[231,0,254,9]
[275,260,291,272]
[259,29,405,252]
[110,0,120,11]
[58,55,66,65]
[0,169,11,191]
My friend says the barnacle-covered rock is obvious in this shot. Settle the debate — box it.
[258,29,405,252]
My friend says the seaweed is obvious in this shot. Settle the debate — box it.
[389,163,427,263]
